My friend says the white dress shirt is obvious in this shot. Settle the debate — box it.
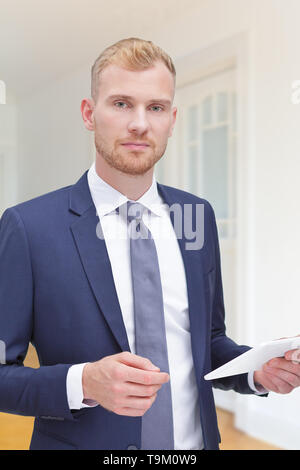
[66,162,263,450]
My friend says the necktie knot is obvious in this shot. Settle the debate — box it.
[116,201,152,238]
[126,201,145,224]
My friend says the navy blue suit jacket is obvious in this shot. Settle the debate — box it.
[0,171,254,450]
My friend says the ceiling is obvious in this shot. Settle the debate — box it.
[0,0,198,99]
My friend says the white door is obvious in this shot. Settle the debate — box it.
[170,69,238,410]
[171,69,238,341]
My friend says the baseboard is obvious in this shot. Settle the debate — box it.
[234,399,300,450]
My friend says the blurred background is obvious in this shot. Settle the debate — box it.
[0,0,300,450]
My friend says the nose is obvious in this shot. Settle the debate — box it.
[127,107,150,135]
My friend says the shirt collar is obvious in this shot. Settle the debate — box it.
[87,162,165,218]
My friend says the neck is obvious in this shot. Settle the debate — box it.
[95,155,154,201]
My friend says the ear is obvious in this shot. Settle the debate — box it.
[168,106,177,137]
[81,98,95,131]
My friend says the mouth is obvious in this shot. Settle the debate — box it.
[121,142,150,150]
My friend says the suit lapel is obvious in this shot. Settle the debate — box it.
[69,172,130,352]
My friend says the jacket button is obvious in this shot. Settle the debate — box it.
[127,445,138,450]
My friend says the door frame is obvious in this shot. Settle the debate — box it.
[166,33,253,412]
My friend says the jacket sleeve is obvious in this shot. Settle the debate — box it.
[208,204,264,395]
[0,207,76,421]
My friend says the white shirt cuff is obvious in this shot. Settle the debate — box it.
[66,363,98,409]
[247,370,268,395]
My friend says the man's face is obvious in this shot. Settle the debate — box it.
[91,61,177,176]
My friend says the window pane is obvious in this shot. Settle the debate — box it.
[155,155,164,182]
[202,126,228,219]
[232,93,237,132]
[187,105,198,141]
[231,135,237,218]
[188,144,198,194]
[202,96,212,126]
[217,92,228,122]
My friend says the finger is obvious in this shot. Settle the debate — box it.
[125,382,162,397]
[118,351,160,371]
[268,357,300,373]
[114,407,148,417]
[264,366,300,388]
[122,394,157,410]
[120,363,170,385]
[257,372,278,392]
[262,368,294,393]
[115,395,157,416]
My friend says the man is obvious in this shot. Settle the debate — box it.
[0,38,299,450]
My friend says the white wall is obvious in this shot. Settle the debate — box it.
[13,0,300,449]
[18,66,94,202]
[235,0,300,450]
[158,0,300,449]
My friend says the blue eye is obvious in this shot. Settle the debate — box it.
[150,105,163,112]
[115,101,128,108]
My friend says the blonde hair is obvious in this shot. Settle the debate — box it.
[91,37,176,101]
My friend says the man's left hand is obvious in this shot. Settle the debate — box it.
[254,348,300,394]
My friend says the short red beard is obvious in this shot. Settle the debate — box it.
[94,138,166,176]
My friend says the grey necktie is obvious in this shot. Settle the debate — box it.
[125,200,174,450]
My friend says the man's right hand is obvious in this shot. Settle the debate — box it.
[82,351,170,417]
